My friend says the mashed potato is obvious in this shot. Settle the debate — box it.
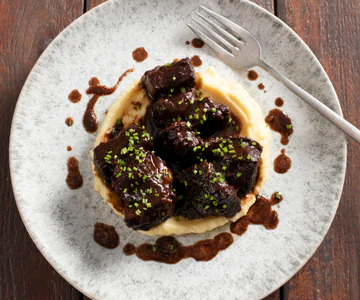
[92,68,271,236]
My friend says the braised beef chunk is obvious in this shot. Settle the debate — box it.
[145,90,241,139]
[111,150,175,230]
[145,89,199,136]
[177,161,241,219]
[155,122,203,167]
[93,124,153,183]
[141,58,195,100]
[203,137,262,197]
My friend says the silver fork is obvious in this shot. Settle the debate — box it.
[188,5,360,144]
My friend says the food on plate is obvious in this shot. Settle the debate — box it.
[91,58,271,236]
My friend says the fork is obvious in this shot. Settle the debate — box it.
[188,5,360,144]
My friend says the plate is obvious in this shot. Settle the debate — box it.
[9,0,346,299]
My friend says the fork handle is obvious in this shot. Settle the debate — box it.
[259,59,360,144]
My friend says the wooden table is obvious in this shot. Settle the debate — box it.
[1,0,359,299]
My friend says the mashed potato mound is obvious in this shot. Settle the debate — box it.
[92,68,271,236]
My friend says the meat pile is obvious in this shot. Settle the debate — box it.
[93,58,262,231]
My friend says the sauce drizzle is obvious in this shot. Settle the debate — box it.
[93,223,120,249]
[191,38,205,48]
[132,47,148,62]
[66,157,83,189]
[270,192,283,205]
[275,97,284,107]
[265,108,293,145]
[247,70,258,81]
[83,69,134,133]
[68,89,82,103]
[191,55,202,67]
[65,117,74,127]
[274,149,292,174]
[123,232,233,264]
[230,195,279,236]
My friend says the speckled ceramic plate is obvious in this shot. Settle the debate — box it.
[9,0,346,299]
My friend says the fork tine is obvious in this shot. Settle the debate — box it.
[187,24,234,59]
[191,17,237,53]
[195,12,245,48]
[199,5,254,42]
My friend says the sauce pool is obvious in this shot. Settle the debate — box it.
[247,70,258,81]
[274,149,292,174]
[191,55,202,67]
[66,157,83,189]
[123,232,233,264]
[68,89,82,103]
[275,97,284,107]
[230,195,279,236]
[93,223,120,249]
[132,47,148,62]
[191,38,205,48]
[265,108,293,145]
[65,117,74,127]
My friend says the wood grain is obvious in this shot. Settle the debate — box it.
[276,0,360,299]
[0,0,84,299]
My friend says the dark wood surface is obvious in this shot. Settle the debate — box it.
[0,0,358,299]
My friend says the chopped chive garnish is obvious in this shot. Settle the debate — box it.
[222,166,227,171]
[152,246,157,252]
[166,62,171,67]
[155,193,160,197]
[193,170,198,174]
[222,204,227,209]
[184,181,188,186]
[275,193,281,199]
[181,87,186,92]
[155,174,160,179]
[286,125,292,129]
[178,100,183,105]
[211,108,216,113]
[236,172,242,177]
[252,142,257,146]
[247,154,252,160]
[169,245,174,251]
[186,121,191,128]
[172,76,176,81]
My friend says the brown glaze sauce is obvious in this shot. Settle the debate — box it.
[191,55,202,67]
[83,69,134,133]
[93,223,120,249]
[230,195,279,235]
[275,97,284,107]
[65,117,74,127]
[185,41,190,45]
[247,70,258,81]
[66,157,83,189]
[258,83,265,90]
[131,101,142,111]
[191,38,205,48]
[68,89,82,103]
[265,108,293,145]
[270,192,283,205]
[132,47,148,62]
[123,232,233,264]
[67,145,72,151]
[274,149,292,174]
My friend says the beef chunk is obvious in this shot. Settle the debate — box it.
[145,90,241,138]
[155,121,203,168]
[93,124,153,183]
[141,58,196,100]
[203,136,262,197]
[111,149,175,230]
[176,161,241,219]
[145,89,199,136]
